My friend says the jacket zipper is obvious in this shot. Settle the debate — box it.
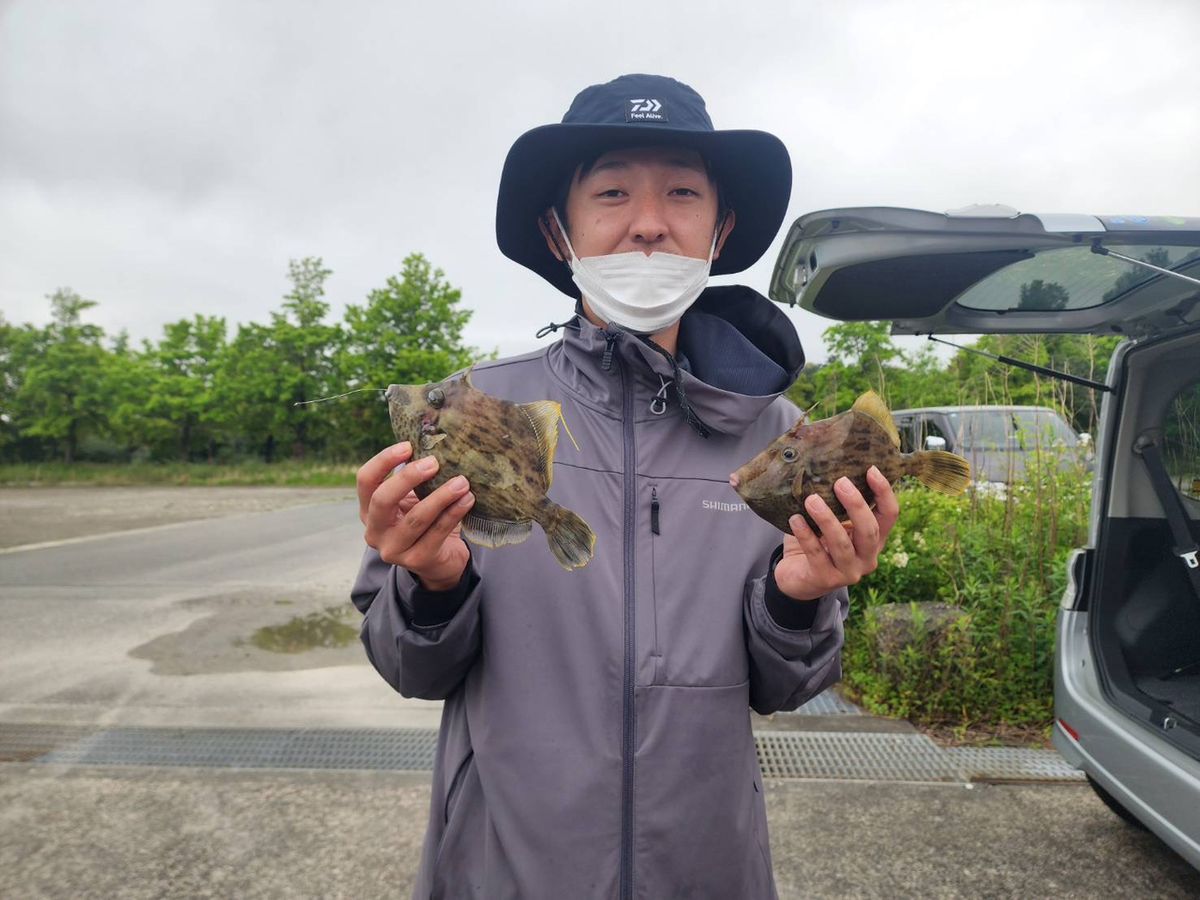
[650,486,660,535]
[618,345,637,900]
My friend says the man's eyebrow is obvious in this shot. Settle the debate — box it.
[583,157,709,178]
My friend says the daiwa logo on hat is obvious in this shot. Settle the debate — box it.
[626,98,668,122]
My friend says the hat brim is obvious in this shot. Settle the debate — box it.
[496,123,792,298]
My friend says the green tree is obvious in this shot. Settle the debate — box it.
[274,257,342,458]
[14,289,111,463]
[946,333,1119,433]
[787,321,951,416]
[334,253,477,456]
[211,258,343,461]
[107,316,229,461]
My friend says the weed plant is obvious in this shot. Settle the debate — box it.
[842,447,1092,731]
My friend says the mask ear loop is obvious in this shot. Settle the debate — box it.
[546,208,579,268]
[707,212,729,265]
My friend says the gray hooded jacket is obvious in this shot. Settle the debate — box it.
[352,286,849,899]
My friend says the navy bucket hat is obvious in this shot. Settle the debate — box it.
[496,74,792,298]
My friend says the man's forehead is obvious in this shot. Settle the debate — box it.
[579,146,708,177]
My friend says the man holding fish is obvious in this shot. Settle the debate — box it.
[353,74,899,899]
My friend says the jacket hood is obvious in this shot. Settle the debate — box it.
[546,284,805,436]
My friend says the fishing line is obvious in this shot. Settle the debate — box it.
[293,388,387,407]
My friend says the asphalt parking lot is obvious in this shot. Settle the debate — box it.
[1,486,1198,899]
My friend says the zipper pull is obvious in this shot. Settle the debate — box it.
[650,486,660,535]
[601,332,618,371]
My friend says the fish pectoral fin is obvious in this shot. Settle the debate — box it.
[852,390,901,448]
[420,433,447,451]
[518,400,563,487]
[789,467,809,503]
[461,513,533,549]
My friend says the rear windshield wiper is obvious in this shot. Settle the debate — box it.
[923,335,1112,393]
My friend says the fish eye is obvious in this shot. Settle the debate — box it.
[781,447,798,462]
[427,388,445,408]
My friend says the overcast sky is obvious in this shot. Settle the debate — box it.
[2,0,1197,364]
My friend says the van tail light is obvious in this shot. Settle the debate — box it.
[1058,718,1081,742]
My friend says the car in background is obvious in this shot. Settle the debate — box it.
[892,404,1091,485]
[769,204,1200,869]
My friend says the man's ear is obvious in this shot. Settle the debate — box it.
[539,210,568,263]
[713,210,736,262]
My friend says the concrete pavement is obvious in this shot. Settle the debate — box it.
[1,486,1198,898]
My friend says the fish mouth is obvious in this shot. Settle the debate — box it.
[729,472,740,491]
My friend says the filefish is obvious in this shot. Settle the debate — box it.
[730,391,971,534]
[386,370,596,571]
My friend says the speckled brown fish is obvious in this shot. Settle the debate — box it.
[386,370,595,570]
[731,391,971,534]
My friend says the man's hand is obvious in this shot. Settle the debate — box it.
[357,441,475,592]
[772,466,899,602]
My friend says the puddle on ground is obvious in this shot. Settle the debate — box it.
[243,607,358,653]
[128,589,366,675]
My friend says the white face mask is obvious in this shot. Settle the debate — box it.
[551,209,716,335]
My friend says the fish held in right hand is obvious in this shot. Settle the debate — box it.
[731,391,971,535]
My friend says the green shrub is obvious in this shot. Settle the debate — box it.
[842,452,1092,729]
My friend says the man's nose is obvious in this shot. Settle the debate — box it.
[629,194,668,250]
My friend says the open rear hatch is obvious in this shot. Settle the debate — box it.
[769,206,1200,752]
[769,205,1200,338]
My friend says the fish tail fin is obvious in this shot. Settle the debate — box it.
[914,451,972,495]
[539,501,596,571]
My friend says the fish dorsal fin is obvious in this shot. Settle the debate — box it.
[462,368,475,389]
[519,400,563,486]
[852,390,900,448]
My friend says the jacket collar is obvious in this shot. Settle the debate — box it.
[544,285,805,436]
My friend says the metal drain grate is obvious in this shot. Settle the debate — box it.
[34,726,438,771]
[943,746,1084,782]
[793,689,862,716]
[756,731,954,781]
[1,722,1082,782]
[0,723,97,763]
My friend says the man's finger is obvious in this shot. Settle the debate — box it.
[867,466,900,539]
[390,474,472,548]
[836,477,881,561]
[363,453,448,527]
[394,491,475,568]
[786,513,826,559]
[806,492,863,572]
[357,442,413,523]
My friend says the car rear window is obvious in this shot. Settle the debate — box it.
[945,410,1077,450]
[955,244,1200,312]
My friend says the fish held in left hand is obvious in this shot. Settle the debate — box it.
[386,370,596,571]
[730,391,971,535]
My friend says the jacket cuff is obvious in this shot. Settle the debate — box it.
[408,556,479,627]
[764,544,821,631]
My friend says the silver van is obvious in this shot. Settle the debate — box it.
[892,404,1089,485]
[769,205,1200,868]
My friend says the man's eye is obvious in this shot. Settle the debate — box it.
[671,187,700,197]
[597,189,625,199]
